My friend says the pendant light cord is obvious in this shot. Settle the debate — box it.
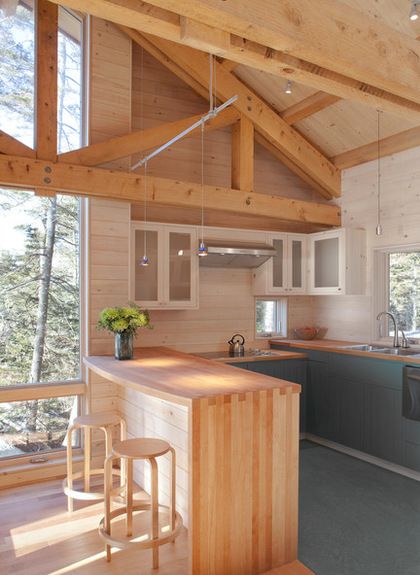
[144,160,148,255]
[200,122,205,242]
[377,109,382,234]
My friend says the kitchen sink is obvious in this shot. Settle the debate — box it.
[340,344,420,357]
[340,344,389,352]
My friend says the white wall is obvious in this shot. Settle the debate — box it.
[312,146,420,342]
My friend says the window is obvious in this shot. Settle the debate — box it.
[0,6,85,461]
[255,299,287,338]
[388,251,420,339]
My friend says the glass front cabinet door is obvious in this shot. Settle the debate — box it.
[131,223,199,309]
[253,233,306,295]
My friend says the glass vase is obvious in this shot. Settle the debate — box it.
[114,332,134,360]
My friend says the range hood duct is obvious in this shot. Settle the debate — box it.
[199,240,276,268]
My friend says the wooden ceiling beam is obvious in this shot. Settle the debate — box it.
[0,154,341,227]
[141,0,420,106]
[231,115,254,192]
[0,130,36,158]
[47,0,420,121]
[125,31,340,199]
[332,126,420,170]
[58,107,239,166]
[281,93,341,125]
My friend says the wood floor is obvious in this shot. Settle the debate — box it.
[0,479,313,575]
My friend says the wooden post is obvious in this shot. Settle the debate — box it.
[36,0,58,162]
[231,115,254,192]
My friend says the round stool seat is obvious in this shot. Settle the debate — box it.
[74,412,122,428]
[113,438,170,460]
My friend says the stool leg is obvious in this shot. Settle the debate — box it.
[66,425,75,513]
[169,447,176,535]
[126,457,133,537]
[104,453,114,562]
[150,457,159,569]
[84,426,91,493]
[120,419,127,489]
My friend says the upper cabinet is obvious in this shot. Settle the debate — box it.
[253,234,307,295]
[307,228,366,295]
[130,222,198,309]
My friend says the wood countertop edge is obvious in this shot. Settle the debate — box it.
[270,339,420,364]
[84,347,301,404]
[212,351,307,363]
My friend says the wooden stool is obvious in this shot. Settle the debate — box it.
[64,412,126,512]
[99,438,183,568]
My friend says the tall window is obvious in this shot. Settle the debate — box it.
[0,6,85,460]
[388,251,420,338]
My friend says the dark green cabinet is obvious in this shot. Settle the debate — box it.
[270,343,420,473]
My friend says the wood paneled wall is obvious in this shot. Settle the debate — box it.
[311,145,420,342]
[87,19,131,442]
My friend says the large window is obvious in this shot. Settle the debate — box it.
[388,251,420,338]
[0,5,85,461]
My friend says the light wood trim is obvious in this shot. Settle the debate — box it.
[332,125,420,169]
[58,107,239,166]
[180,16,230,56]
[0,130,36,158]
[49,0,420,121]
[281,93,341,125]
[0,381,86,402]
[266,560,315,574]
[126,32,341,199]
[36,0,58,161]
[139,0,420,106]
[0,154,341,226]
[231,115,254,192]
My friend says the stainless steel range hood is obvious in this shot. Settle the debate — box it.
[199,240,276,268]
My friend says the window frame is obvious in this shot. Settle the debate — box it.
[373,243,420,342]
[255,297,287,339]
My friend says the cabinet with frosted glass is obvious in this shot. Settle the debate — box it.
[308,228,366,295]
[253,233,306,295]
[130,223,199,309]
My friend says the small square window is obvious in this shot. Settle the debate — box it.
[255,299,287,338]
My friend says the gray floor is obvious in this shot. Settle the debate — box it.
[299,441,420,575]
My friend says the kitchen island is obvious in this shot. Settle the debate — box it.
[85,347,303,575]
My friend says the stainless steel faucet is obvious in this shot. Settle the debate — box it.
[376,311,400,347]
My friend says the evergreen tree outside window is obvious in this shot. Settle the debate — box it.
[388,252,420,339]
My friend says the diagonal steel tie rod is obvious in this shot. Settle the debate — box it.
[130,95,238,172]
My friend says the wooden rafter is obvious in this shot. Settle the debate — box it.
[58,107,239,166]
[0,154,341,227]
[48,0,420,121]
[281,93,341,125]
[231,115,254,192]
[332,126,420,170]
[0,130,36,158]
[123,29,340,199]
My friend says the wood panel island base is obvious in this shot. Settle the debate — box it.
[84,347,305,575]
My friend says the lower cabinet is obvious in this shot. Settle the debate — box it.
[270,344,420,472]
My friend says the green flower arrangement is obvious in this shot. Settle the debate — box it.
[97,304,153,336]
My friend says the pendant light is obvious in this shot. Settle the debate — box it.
[285,79,292,95]
[198,122,208,257]
[410,0,420,21]
[376,109,383,236]
[140,161,150,266]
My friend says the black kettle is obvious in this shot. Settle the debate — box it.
[228,333,245,357]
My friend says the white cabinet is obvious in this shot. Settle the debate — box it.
[308,228,366,295]
[130,223,198,309]
[253,234,307,295]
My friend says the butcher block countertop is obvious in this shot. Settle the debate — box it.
[270,338,420,364]
[194,349,306,363]
[84,346,301,406]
